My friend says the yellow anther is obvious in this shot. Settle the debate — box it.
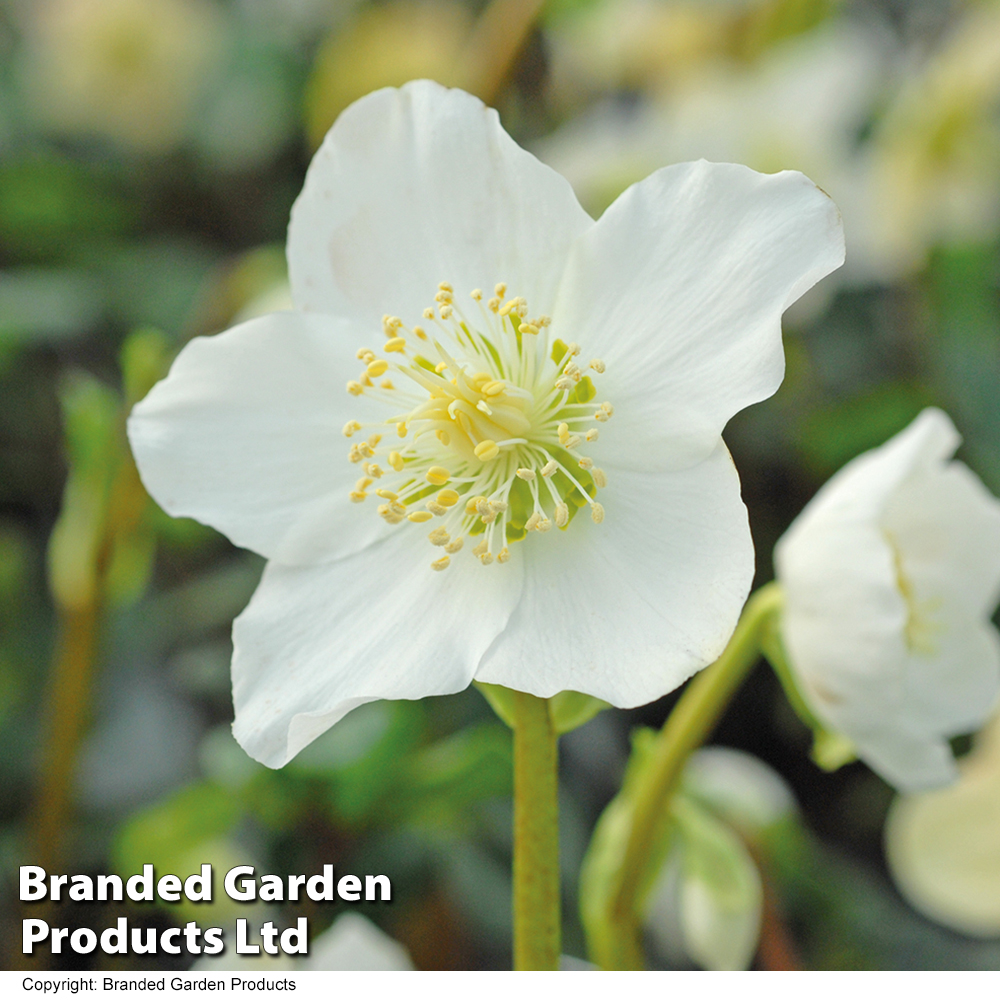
[348,446,363,464]
[436,489,460,507]
[497,547,510,564]
[355,477,373,491]
[368,433,382,447]
[389,451,404,472]
[475,498,492,515]
[466,495,487,515]
[347,380,364,396]
[489,499,508,514]
[431,556,450,571]
[397,421,408,438]
[349,491,367,503]
[389,500,406,515]
[436,429,451,446]
[591,503,605,524]
[356,348,374,361]
[380,379,395,390]
[554,502,569,528]
[377,504,405,524]
[557,422,569,442]
[440,305,453,319]
[471,289,482,300]
[428,527,450,546]
[384,337,406,353]
[413,325,427,340]
[375,489,398,500]
[515,468,536,481]
[445,537,464,554]
[565,435,581,449]
[520,324,539,335]
[555,376,574,391]
[472,540,488,557]
[408,511,433,523]
[368,464,383,479]
[525,512,541,532]
[537,517,552,533]
[578,457,594,470]
[474,440,499,462]
[426,501,448,517]
[487,297,500,313]
[435,361,449,373]
[472,371,492,387]
[499,299,515,317]
[361,374,373,387]
[480,509,497,525]
[589,359,606,373]
[483,380,506,396]
[601,401,614,416]
[438,282,453,293]
[366,359,389,378]
[480,552,494,566]
[585,429,599,442]
[567,343,581,356]
[494,283,507,297]
[594,409,609,422]
[592,468,607,489]
[541,460,558,477]
[426,466,451,485]
[343,420,362,437]
[538,316,551,327]
[423,307,435,319]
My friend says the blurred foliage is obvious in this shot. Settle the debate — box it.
[3,0,1000,973]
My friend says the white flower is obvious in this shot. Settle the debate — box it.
[128,81,843,767]
[885,712,1000,937]
[775,408,1000,792]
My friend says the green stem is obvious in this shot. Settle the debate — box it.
[603,582,782,968]
[511,689,560,970]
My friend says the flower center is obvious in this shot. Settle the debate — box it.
[343,282,613,570]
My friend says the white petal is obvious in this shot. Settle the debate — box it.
[288,80,593,327]
[553,160,844,471]
[785,407,960,531]
[474,442,753,706]
[128,311,390,565]
[231,529,524,767]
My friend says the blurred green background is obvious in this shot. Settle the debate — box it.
[3,0,1000,971]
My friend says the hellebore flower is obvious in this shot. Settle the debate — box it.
[775,408,1000,791]
[129,81,843,767]
[886,711,1000,937]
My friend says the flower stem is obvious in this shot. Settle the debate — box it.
[600,582,782,968]
[511,689,560,970]
[34,603,99,874]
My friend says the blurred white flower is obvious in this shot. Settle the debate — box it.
[129,81,842,767]
[18,0,224,153]
[537,22,892,287]
[645,746,797,971]
[775,408,1000,791]
[886,712,1000,938]
[305,913,413,970]
[868,3,1000,275]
